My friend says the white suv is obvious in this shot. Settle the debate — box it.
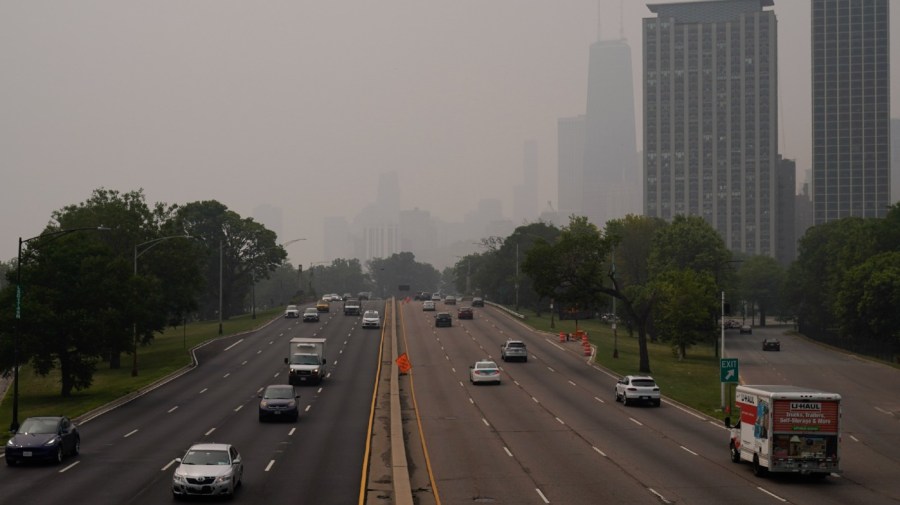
[362,310,380,329]
[615,375,661,407]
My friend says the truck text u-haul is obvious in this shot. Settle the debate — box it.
[726,385,841,478]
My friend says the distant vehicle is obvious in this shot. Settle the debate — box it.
[357,291,372,300]
[740,325,753,334]
[344,299,361,316]
[500,340,527,362]
[726,385,841,477]
[457,306,473,319]
[422,300,436,311]
[258,384,300,422]
[342,293,353,301]
[444,295,457,305]
[762,339,781,351]
[469,360,501,385]
[285,337,327,385]
[5,416,80,466]
[435,312,452,327]
[431,293,442,301]
[725,319,741,329]
[302,307,320,322]
[615,375,661,407]
[471,297,484,307]
[316,300,330,312]
[362,310,380,329]
[414,292,431,301]
[284,305,300,318]
[172,443,243,499]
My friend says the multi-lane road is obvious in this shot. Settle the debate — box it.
[2,299,897,504]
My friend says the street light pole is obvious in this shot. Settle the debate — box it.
[133,235,192,377]
[11,226,108,432]
[720,290,726,412]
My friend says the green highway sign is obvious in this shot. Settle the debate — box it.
[720,358,739,383]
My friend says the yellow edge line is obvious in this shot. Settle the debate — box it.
[358,299,388,504]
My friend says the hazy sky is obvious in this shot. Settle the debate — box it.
[2,1,899,263]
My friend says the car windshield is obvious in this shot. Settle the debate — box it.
[476,362,497,369]
[507,342,525,348]
[286,305,297,310]
[182,449,230,466]
[364,311,378,318]
[305,308,317,313]
[291,354,321,365]
[18,418,58,434]
[632,379,657,387]
[264,387,294,399]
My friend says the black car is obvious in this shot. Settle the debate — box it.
[435,312,452,327]
[6,416,80,465]
[762,339,781,351]
[471,297,484,307]
[258,384,300,421]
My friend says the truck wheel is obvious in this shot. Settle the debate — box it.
[752,455,767,477]
[730,444,740,463]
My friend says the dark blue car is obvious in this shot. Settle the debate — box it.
[6,416,80,466]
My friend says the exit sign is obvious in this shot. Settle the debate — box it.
[720,358,739,383]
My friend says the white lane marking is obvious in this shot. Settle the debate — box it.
[265,460,275,472]
[547,367,556,373]
[469,398,475,405]
[667,401,705,420]
[305,405,312,412]
[340,349,344,354]
[223,339,244,351]
[568,380,577,386]
[161,459,178,471]
[205,428,215,436]
[273,372,280,378]
[549,341,565,351]
[629,418,643,426]
[592,446,607,457]
[757,487,788,502]
[535,488,550,504]
[874,406,894,416]
[59,461,79,473]
[482,418,490,427]
[532,396,540,403]
[168,406,179,413]
[241,360,247,366]
[451,367,456,373]
[124,429,138,438]
[680,445,698,456]
[199,388,208,394]
[234,405,243,412]
[648,488,672,504]
[289,428,297,436]
[514,380,520,386]
[459,381,465,387]
[594,396,605,404]
[257,350,262,354]
[503,446,513,457]
[555,417,565,425]
[317,387,324,394]
[850,435,860,442]
[223,373,230,379]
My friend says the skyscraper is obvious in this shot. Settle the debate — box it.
[812,0,891,224]
[643,0,778,257]
[557,115,585,224]
[513,140,539,223]
[583,38,640,228]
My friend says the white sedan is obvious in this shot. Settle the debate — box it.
[469,360,501,385]
[422,300,436,311]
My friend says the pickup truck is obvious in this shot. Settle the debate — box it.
[500,340,527,362]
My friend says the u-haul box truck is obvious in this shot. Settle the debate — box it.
[726,385,841,477]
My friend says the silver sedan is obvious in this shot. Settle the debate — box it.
[469,360,501,385]
[172,443,243,499]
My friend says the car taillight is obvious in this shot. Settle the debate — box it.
[627,387,637,391]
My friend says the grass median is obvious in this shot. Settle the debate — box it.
[1,309,281,442]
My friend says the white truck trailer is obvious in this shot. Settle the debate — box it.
[726,385,841,478]
[285,337,327,385]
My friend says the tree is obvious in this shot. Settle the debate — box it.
[737,255,785,326]
[368,253,440,299]
[652,269,718,359]
[835,252,900,345]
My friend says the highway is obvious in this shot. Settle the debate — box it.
[0,299,384,505]
[397,301,900,505]
[2,299,897,504]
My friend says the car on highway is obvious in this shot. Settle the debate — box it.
[435,312,452,327]
[284,305,300,318]
[316,299,330,312]
[362,310,381,329]
[469,360,501,385]
[762,338,781,351]
[258,384,300,421]
[615,375,661,407]
[422,300,436,311]
[431,293,442,301]
[739,325,753,334]
[302,307,320,322]
[444,295,457,305]
[172,443,243,499]
[500,339,527,362]
[5,416,80,466]
[471,297,484,307]
[342,292,353,301]
[457,306,473,319]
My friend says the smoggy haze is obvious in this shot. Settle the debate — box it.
[2,1,899,263]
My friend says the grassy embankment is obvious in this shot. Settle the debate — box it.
[1,309,281,442]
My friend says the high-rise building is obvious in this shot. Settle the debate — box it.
[558,115,585,224]
[583,38,640,228]
[891,118,899,204]
[775,155,797,266]
[513,140,539,224]
[812,0,891,223]
[643,0,778,257]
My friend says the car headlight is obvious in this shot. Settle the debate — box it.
[215,473,233,484]
[6,439,15,447]
[287,400,297,408]
[173,473,186,483]
[43,436,61,447]
[260,400,269,408]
